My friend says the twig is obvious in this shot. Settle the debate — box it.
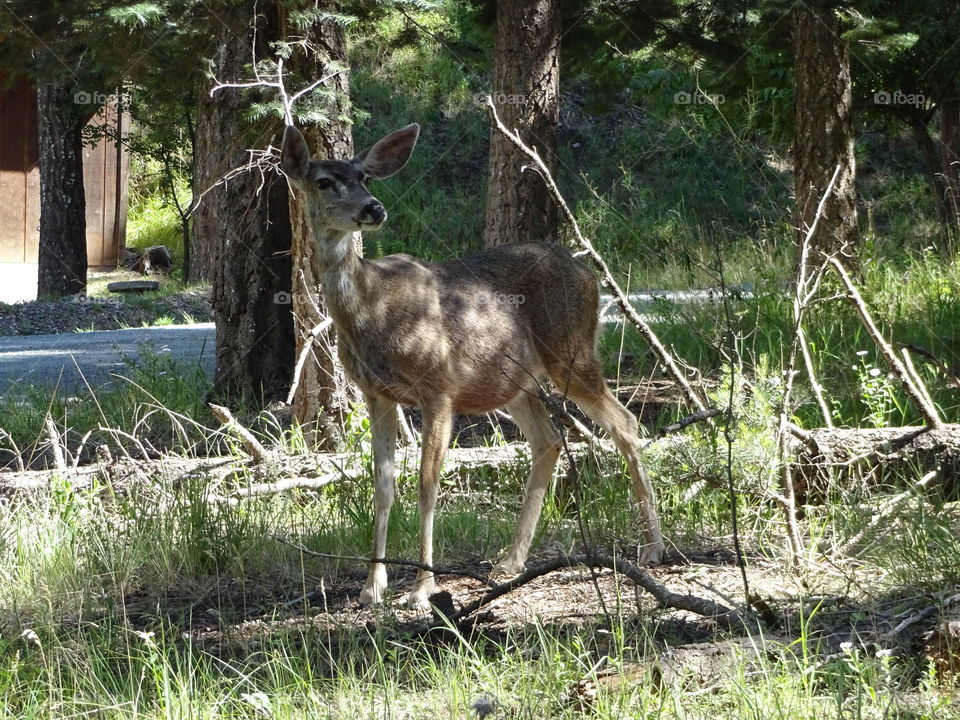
[485,97,711,417]
[447,552,745,629]
[900,347,940,414]
[71,429,94,470]
[206,473,350,505]
[799,324,834,428]
[646,409,723,445]
[210,56,342,126]
[896,342,960,390]
[98,426,153,462]
[714,245,751,608]
[0,429,25,472]
[286,317,334,405]
[208,403,271,463]
[887,605,940,638]
[828,257,943,429]
[840,469,938,557]
[44,414,66,472]
[397,406,420,447]
[776,164,843,566]
[272,536,496,587]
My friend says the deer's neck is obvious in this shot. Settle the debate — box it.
[317,228,368,330]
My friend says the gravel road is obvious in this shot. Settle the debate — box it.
[0,287,755,395]
[0,323,216,394]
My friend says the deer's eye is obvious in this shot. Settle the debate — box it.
[316,178,334,190]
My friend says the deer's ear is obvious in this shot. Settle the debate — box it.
[354,123,419,179]
[281,125,311,181]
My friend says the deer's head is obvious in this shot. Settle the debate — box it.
[280,123,420,234]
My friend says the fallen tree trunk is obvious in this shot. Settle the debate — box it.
[4,425,959,499]
[789,424,960,497]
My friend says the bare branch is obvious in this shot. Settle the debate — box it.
[208,403,271,463]
[828,257,943,428]
[776,163,843,566]
[485,97,711,416]
[44,414,66,472]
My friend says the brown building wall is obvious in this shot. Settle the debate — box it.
[0,77,128,268]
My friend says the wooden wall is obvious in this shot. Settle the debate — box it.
[0,78,129,268]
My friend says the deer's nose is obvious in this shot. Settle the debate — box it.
[364,201,386,224]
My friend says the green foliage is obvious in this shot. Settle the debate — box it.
[0,347,212,469]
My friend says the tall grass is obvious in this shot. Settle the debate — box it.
[0,433,957,718]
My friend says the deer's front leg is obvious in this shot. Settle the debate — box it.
[407,395,453,612]
[359,394,398,606]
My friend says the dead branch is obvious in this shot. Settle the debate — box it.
[0,428,25,472]
[446,552,746,629]
[286,313,333,405]
[205,473,350,505]
[208,403,270,463]
[44,413,66,472]
[485,97,711,417]
[896,343,960,390]
[273,536,496,587]
[643,408,723,449]
[98,426,153,462]
[828,257,943,429]
[840,469,938,557]
[776,164,842,566]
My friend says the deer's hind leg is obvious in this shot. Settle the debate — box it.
[492,392,563,577]
[560,362,666,564]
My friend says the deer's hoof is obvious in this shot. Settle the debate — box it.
[639,541,666,565]
[406,590,432,612]
[358,583,385,606]
[491,558,525,578]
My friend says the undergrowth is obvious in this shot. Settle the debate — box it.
[0,416,957,718]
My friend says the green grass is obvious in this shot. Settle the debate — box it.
[0,348,214,469]
[0,426,958,718]
[599,244,960,430]
[6,4,960,716]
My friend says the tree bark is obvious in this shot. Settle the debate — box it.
[37,83,87,298]
[197,7,295,405]
[483,0,559,248]
[789,425,960,500]
[792,5,859,267]
[284,6,356,450]
[911,118,956,238]
[938,95,960,250]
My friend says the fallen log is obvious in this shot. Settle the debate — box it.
[4,424,959,500]
[789,424,960,497]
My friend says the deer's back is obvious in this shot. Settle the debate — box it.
[343,243,599,412]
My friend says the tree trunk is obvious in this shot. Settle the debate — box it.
[285,9,357,450]
[790,425,960,500]
[189,89,221,283]
[911,118,955,238]
[483,0,559,248]
[37,83,87,298]
[197,8,295,405]
[792,5,859,267]
[939,95,960,251]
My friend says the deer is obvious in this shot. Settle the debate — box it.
[280,122,665,612]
